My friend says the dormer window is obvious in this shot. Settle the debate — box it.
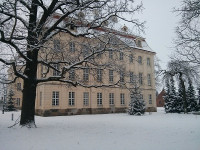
[137,40,142,47]
[53,39,61,51]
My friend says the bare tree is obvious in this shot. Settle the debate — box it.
[0,0,144,127]
[174,0,200,65]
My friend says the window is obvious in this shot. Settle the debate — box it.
[97,69,102,82]
[69,69,75,80]
[147,58,150,66]
[130,72,134,83]
[40,92,42,106]
[17,83,21,91]
[69,92,75,106]
[119,52,124,60]
[147,74,151,86]
[139,73,143,85]
[16,98,20,106]
[97,93,102,105]
[82,45,89,58]
[54,40,61,51]
[149,94,152,104]
[129,54,133,63]
[83,92,89,106]
[109,70,113,82]
[120,71,124,82]
[138,56,142,64]
[109,93,114,105]
[69,42,75,52]
[137,40,142,47]
[52,91,59,106]
[109,51,113,59]
[83,68,89,81]
[53,64,60,76]
[120,93,125,105]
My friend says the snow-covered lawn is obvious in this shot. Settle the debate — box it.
[0,108,200,150]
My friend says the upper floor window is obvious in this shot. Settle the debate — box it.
[119,52,124,60]
[149,94,152,104]
[138,56,142,64]
[97,69,102,82]
[69,42,75,52]
[147,74,151,86]
[53,64,60,76]
[54,39,61,51]
[120,71,124,82]
[147,58,150,66]
[139,73,143,85]
[83,68,89,81]
[69,69,75,80]
[109,70,114,82]
[129,54,133,63]
[52,91,59,106]
[109,51,113,59]
[130,72,134,83]
[17,83,21,91]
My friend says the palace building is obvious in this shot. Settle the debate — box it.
[9,17,157,116]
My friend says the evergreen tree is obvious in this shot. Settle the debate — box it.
[198,88,200,109]
[169,76,178,113]
[128,93,145,115]
[6,90,15,111]
[186,80,198,112]
[176,82,184,113]
[164,77,172,113]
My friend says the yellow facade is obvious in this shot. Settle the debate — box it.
[11,31,157,116]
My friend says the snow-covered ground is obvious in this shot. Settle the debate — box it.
[0,108,200,150]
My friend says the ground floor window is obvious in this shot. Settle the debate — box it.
[149,94,152,104]
[83,92,89,106]
[16,98,20,106]
[69,92,75,106]
[109,93,114,105]
[120,93,125,105]
[97,93,102,105]
[52,91,59,106]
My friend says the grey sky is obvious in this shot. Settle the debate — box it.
[138,0,182,69]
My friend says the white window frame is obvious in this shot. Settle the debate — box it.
[109,93,114,105]
[52,91,59,106]
[83,92,89,106]
[97,69,102,82]
[120,93,125,105]
[69,92,75,106]
[83,68,89,81]
[16,98,20,106]
[149,94,152,104]
[109,70,113,82]
[53,64,60,76]
[69,69,75,80]
[97,93,102,105]
[147,74,151,86]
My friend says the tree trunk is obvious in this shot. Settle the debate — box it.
[20,79,37,127]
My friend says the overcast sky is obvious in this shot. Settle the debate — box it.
[137,0,182,69]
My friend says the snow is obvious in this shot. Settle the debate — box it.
[0,108,200,150]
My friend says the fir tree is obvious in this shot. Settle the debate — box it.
[128,93,145,115]
[6,90,15,111]
[176,82,184,113]
[198,88,200,109]
[169,76,178,113]
[186,80,198,112]
[164,77,172,113]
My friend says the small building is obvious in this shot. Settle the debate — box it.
[156,89,165,107]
